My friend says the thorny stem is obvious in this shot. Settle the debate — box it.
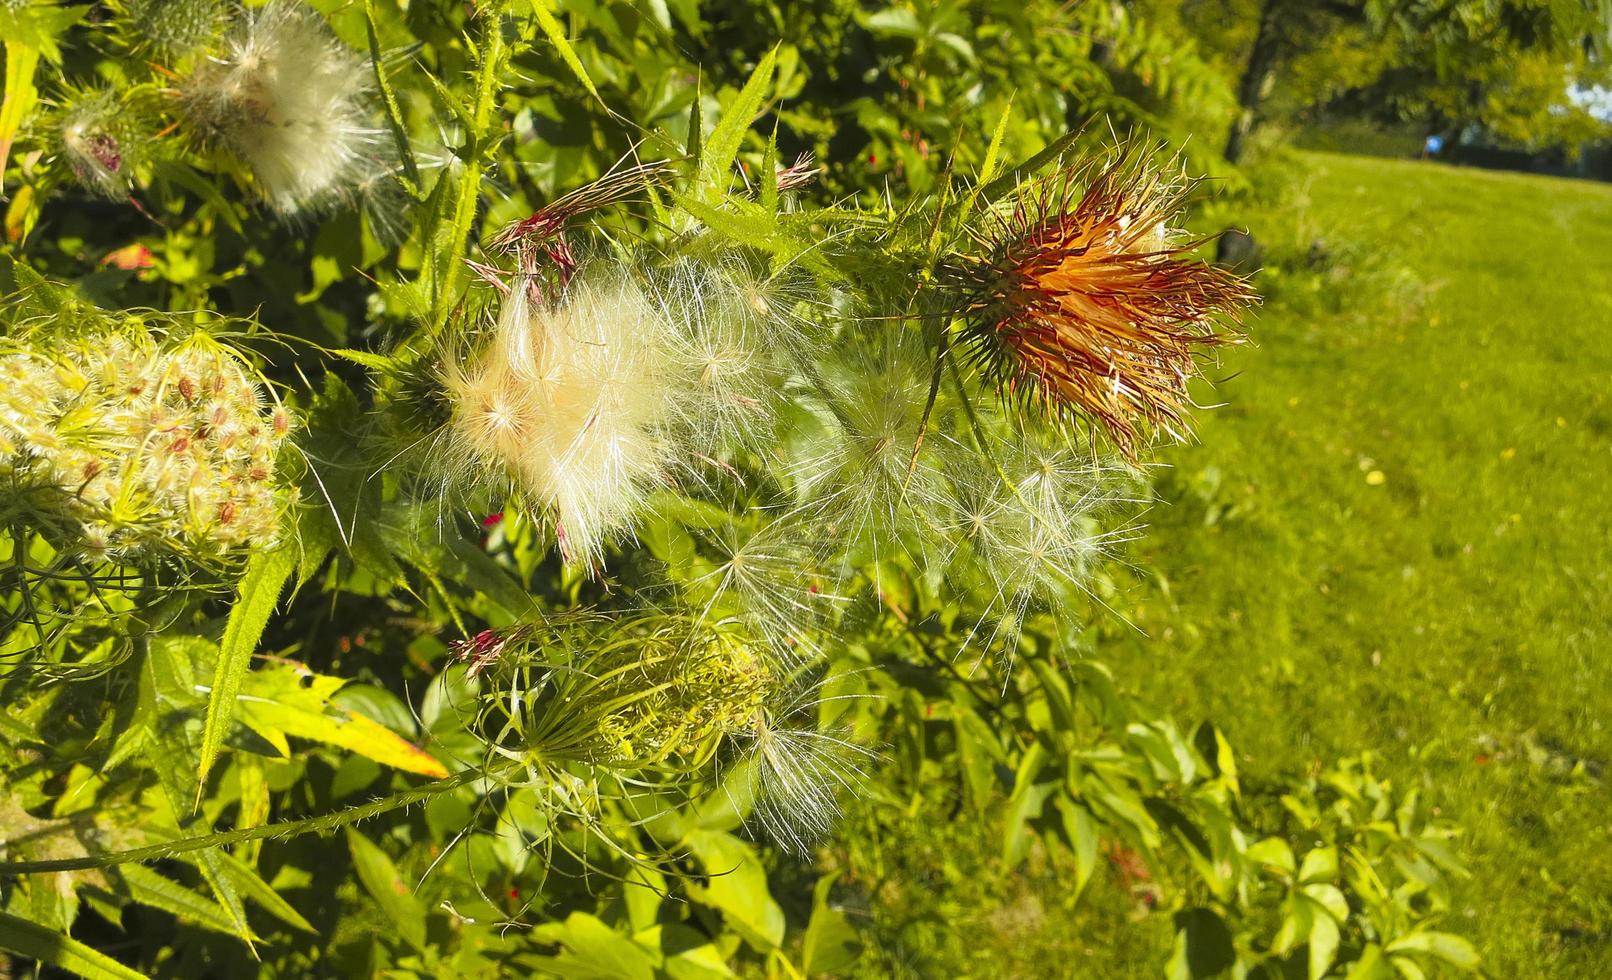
[430,18,507,337]
[0,763,517,876]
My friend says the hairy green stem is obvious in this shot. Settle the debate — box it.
[0,764,511,876]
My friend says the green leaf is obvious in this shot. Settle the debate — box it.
[1298,845,1339,884]
[1054,797,1100,900]
[1385,931,1480,970]
[0,911,150,980]
[346,829,428,953]
[1344,944,1396,980]
[1303,882,1350,923]
[682,830,784,952]
[977,129,1088,202]
[197,544,298,795]
[699,46,777,197]
[1002,780,1055,869]
[1245,837,1296,875]
[801,871,860,975]
[1308,906,1341,980]
[1166,908,1235,980]
[532,912,657,979]
[363,0,420,190]
[958,93,1015,221]
[0,41,40,190]
[199,849,316,934]
[140,650,254,948]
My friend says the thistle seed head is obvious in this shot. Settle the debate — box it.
[180,0,387,216]
[436,256,802,571]
[942,144,1256,456]
[441,269,680,569]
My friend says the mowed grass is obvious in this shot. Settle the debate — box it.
[1100,152,1612,976]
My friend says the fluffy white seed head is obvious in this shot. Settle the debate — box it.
[181,0,385,216]
[786,325,944,563]
[438,258,805,570]
[932,432,1142,653]
[732,678,873,856]
[686,518,841,665]
[443,272,680,568]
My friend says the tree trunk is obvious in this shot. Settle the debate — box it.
[1224,0,1284,164]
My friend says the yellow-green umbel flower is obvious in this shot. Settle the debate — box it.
[461,614,772,769]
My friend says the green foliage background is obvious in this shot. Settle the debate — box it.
[0,1,1606,978]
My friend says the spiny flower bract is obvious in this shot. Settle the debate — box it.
[50,87,148,199]
[114,0,226,61]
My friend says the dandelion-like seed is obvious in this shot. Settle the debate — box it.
[788,326,942,559]
[657,256,809,458]
[730,675,872,856]
[179,0,386,216]
[942,144,1256,456]
[687,519,839,664]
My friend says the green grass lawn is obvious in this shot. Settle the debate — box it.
[1099,152,1612,976]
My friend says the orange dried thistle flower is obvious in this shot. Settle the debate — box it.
[943,147,1256,456]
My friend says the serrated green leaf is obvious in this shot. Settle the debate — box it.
[117,866,244,938]
[699,47,776,197]
[363,0,420,191]
[526,1,601,104]
[200,849,316,934]
[197,544,297,795]
[0,911,150,980]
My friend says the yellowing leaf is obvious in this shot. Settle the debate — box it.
[238,664,447,778]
